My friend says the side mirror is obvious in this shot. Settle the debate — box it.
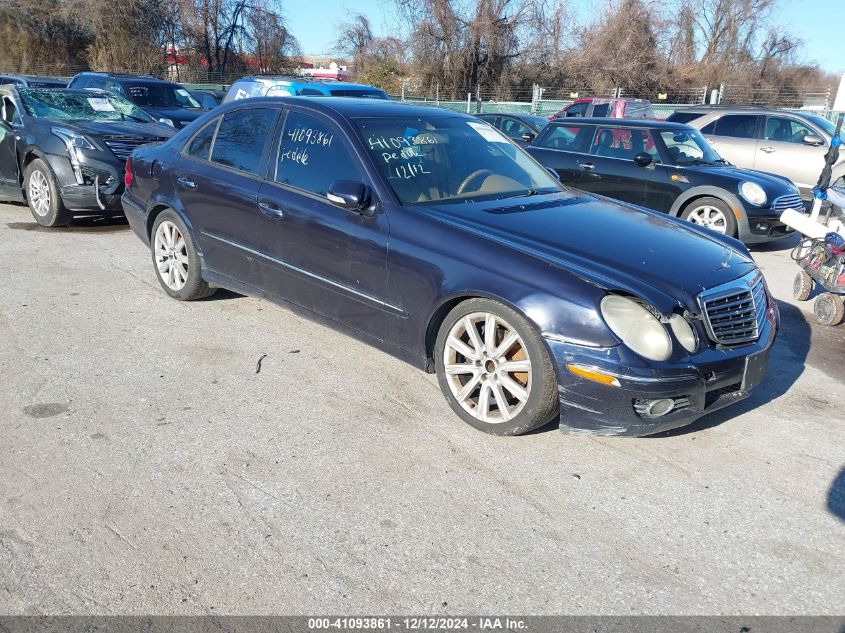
[327,180,372,215]
[520,132,536,143]
[633,152,653,167]
[803,134,823,146]
[546,167,561,181]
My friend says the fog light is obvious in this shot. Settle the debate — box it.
[634,398,676,418]
[755,222,768,231]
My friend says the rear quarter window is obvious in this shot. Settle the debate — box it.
[710,114,760,139]
[538,125,594,153]
[666,111,704,124]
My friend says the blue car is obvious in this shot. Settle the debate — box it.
[222,77,389,104]
[122,98,777,437]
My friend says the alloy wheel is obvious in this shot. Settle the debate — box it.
[442,312,532,423]
[28,169,51,217]
[154,221,189,291]
[686,205,728,233]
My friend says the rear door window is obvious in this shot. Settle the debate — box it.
[591,103,610,117]
[710,114,760,139]
[274,110,360,196]
[210,108,277,175]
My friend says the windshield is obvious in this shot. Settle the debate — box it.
[659,129,724,165]
[126,83,201,108]
[803,114,843,140]
[355,116,561,205]
[19,89,154,122]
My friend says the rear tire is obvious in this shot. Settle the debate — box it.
[24,159,70,227]
[150,210,216,301]
[813,293,844,326]
[680,196,737,238]
[792,271,813,301]
[434,298,559,436]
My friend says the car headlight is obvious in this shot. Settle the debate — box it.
[600,295,672,361]
[158,117,175,127]
[669,314,697,353]
[739,181,767,206]
[51,127,98,184]
[51,127,97,151]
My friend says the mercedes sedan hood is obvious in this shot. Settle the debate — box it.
[426,192,757,311]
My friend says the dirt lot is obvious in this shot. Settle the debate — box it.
[0,201,843,615]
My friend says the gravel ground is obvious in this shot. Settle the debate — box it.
[0,201,842,615]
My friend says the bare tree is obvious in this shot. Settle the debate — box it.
[333,12,373,73]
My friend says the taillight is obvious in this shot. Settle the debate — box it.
[124,157,132,187]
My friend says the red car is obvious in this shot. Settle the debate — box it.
[549,97,654,120]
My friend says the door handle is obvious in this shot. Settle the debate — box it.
[258,200,285,219]
[176,176,196,189]
[579,162,595,171]
[760,146,775,153]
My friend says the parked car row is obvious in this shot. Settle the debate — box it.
[666,105,845,199]
[0,78,781,438]
[524,118,802,243]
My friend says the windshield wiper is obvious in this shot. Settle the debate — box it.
[119,112,148,123]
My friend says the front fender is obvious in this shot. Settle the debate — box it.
[668,184,743,218]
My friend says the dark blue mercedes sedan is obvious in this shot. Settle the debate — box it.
[122,98,778,437]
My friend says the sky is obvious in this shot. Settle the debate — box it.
[283,0,845,76]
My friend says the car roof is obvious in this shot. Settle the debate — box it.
[76,72,177,84]
[478,112,541,118]
[673,104,777,113]
[233,76,384,91]
[221,96,474,119]
[548,118,691,129]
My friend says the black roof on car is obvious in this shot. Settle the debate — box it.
[547,117,693,129]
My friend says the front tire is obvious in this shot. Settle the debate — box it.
[434,298,559,436]
[24,159,70,227]
[680,196,737,237]
[150,210,216,301]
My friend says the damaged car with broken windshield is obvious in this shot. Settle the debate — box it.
[0,86,173,226]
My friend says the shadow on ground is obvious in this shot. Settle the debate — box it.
[828,468,845,522]
[200,288,244,301]
[748,231,801,253]
[6,214,128,234]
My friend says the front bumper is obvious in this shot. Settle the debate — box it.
[737,210,794,244]
[48,153,125,213]
[546,301,778,437]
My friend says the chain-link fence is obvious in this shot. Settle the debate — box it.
[2,62,839,120]
[394,81,841,121]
